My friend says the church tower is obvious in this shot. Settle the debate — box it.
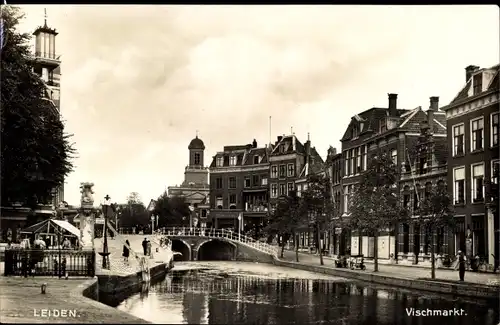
[183,134,209,186]
[33,9,64,206]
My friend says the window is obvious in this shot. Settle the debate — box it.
[253,156,260,164]
[471,117,484,151]
[492,160,499,185]
[279,145,285,153]
[229,156,237,166]
[452,124,465,156]
[362,145,367,171]
[261,178,268,186]
[287,182,294,195]
[403,186,410,208]
[391,149,397,165]
[279,184,286,196]
[229,177,236,189]
[352,126,358,138]
[343,185,350,213]
[425,182,432,199]
[453,167,465,205]
[287,164,295,177]
[419,157,427,175]
[244,177,251,188]
[194,153,201,165]
[355,148,361,173]
[491,113,499,147]
[297,185,302,197]
[413,185,421,212]
[473,73,482,95]
[271,184,278,198]
[229,194,237,205]
[252,175,259,186]
[279,165,286,178]
[471,163,484,202]
[216,197,223,209]
[271,166,278,178]
[350,149,355,176]
[344,151,349,176]
[216,157,223,167]
[41,68,49,82]
[216,178,223,189]
[380,118,387,133]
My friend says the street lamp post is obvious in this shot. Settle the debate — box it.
[99,195,111,270]
[237,214,241,242]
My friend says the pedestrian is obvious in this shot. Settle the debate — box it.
[142,237,148,256]
[147,240,152,256]
[455,250,466,281]
[123,240,130,263]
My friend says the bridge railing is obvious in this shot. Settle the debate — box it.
[155,227,278,257]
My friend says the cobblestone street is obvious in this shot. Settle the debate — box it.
[0,277,149,324]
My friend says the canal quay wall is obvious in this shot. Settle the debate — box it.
[272,259,500,300]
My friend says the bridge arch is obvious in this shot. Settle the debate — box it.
[171,239,191,261]
[197,239,237,261]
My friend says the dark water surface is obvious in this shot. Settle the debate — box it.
[102,262,499,325]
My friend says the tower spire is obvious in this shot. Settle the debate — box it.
[196,130,198,138]
[44,8,47,27]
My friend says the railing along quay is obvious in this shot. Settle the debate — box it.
[156,227,278,257]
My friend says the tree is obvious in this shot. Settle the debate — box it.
[1,6,75,208]
[264,191,304,260]
[417,182,454,279]
[301,173,336,266]
[348,150,408,272]
[126,192,142,205]
[153,192,190,228]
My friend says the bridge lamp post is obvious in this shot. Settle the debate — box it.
[237,214,242,242]
[99,195,112,270]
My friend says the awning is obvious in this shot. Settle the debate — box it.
[20,219,79,238]
[52,220,80,238]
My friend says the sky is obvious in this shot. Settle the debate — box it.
[16,5,499,206]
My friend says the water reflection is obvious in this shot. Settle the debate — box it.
[114,269,498,325]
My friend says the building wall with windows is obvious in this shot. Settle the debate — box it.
[209,140,270,231]
[340,93,448,261]
[442,64,499,266]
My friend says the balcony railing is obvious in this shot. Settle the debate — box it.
[244,205,268,212]
[185,165,208,170]
[34,52,60,60]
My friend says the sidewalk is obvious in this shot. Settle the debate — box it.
[279,251,500,286]
[0,277,149,323]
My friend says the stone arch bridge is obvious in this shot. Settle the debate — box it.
[156,228,278,263]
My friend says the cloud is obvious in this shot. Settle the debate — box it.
[16,5,499,204]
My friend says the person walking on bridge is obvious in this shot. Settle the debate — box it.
[123,240,130,263]
[142,238,148,256]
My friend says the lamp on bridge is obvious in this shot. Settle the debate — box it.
[99,195,112,270]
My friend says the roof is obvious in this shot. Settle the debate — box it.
[209,141,270,168]
[270,135,306,155]
[188,136,205,150]
[448,63,500,107]
[20,219,80,238]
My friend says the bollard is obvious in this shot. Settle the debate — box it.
[41,283,47,294]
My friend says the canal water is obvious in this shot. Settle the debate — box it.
[101,262,499,325]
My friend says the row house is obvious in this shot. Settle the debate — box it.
[325,147,345,255]
[442,64,499,266]
[340,93,447,262]
[209,140,270,233]
[292,136,327,252]
[268,134,323,207]
[398,98,448,266]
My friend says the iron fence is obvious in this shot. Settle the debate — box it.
[3,248,95,278]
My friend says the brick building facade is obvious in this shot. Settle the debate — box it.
[209,140,270,232]
[442,64,499,266]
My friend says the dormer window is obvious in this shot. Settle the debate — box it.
[216,157,223,167]
[279,145,285,153]
[229,156,237,166]
[473,73,482,95]
[253,155,260,164]
[380,118,387,133]
[352,126,359,138]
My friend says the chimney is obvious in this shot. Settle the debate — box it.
[252,139,257,148]
[428,96,438,132]
[465,65,480,82]
[388,93,398,116]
